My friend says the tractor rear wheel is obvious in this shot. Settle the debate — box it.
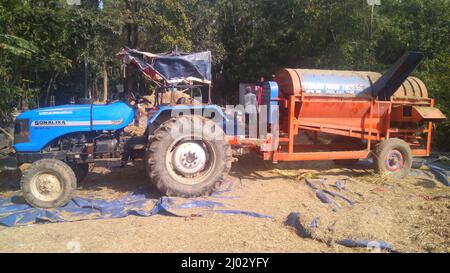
[20,159,77,208]
[373,138,413,179]
[145,115,232,197]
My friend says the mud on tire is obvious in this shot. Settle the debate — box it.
[21,159,77,208]
[373,138,413,179]
[145,115,232,197]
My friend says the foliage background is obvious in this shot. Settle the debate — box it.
[0,0,448,150]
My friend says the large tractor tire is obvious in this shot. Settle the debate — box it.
[145,115,232,198]
[373,138,413,179]
[21,159,77,208]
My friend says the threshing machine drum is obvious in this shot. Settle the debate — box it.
[392,76,428,99]
[275,68,428,100]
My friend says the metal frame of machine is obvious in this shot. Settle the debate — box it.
[230,52,446,164]
[262,94,437,162]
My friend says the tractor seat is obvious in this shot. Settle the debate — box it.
[176,97,186,104]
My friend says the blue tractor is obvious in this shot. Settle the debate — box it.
[11,48,232,208]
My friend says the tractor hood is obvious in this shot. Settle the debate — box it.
[14,101,135,152]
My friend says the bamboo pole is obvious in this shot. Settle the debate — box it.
[103,67,108,103]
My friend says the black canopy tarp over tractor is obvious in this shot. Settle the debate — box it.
[118,47,212,85]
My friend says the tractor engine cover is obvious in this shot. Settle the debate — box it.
[13,101,134,152]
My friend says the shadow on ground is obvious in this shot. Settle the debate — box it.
[1,154,377,196]
[230,152,374,181]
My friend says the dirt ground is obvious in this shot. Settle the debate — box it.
[0,152,449,253]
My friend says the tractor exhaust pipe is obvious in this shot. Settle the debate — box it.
[369,51,424,100]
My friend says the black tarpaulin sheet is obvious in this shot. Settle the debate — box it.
[367,51,424,100]
[118,47,212,84]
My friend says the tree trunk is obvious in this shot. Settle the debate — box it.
[124,0,139,95]
[44,74,55,107]
[103,66,108,103]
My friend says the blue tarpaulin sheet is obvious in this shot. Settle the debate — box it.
[337,239,397,253]
[0,181,272,227]
[411,159,450,186]
[426,163,450,186]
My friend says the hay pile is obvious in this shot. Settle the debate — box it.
[124,91,194,136]
[276,166,450,252]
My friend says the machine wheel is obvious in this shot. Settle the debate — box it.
[373,138,413,179]
[21,159,77,208]
[146,115,232,197]
[70,163,89,182]
[333,159,360,166]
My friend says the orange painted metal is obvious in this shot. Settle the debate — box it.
[385,102,392,139]
[426,100,435,156]
[263,92,441,161]
[288,95,296,154]
[412,106,446,121]
[390,104,445,123]
[231,69,445,163]
[273,150,370,161]
[392,77,428,99]
[296,98,390,134]
[274,69,302,95]
[412,149,428,157]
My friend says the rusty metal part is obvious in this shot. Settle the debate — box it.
[392,76,428,99]
[84,143,94,154]
[274,68,303,95]
[412,106,446,121]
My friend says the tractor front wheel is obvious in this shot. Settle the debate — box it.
[20,159,77,208]
[373,138,413,179]
[145,115,232,198]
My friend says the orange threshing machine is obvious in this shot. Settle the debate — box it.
[233,52,446,178]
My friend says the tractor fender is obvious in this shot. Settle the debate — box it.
[147,105,228,135]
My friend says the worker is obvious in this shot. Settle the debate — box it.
[244,86,257,110]
[244,86,258,138]
[256,77,265,106]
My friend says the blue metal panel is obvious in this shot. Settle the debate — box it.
[149,104,235,136]
[14,101,135,152]
[262,81,279,124]
[91,102,135,131]
[149,104,228,124]
[295,70,379,96]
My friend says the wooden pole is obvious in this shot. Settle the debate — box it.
[84,57,88,98]
[103,67,108,103]
[369,4,374,70]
